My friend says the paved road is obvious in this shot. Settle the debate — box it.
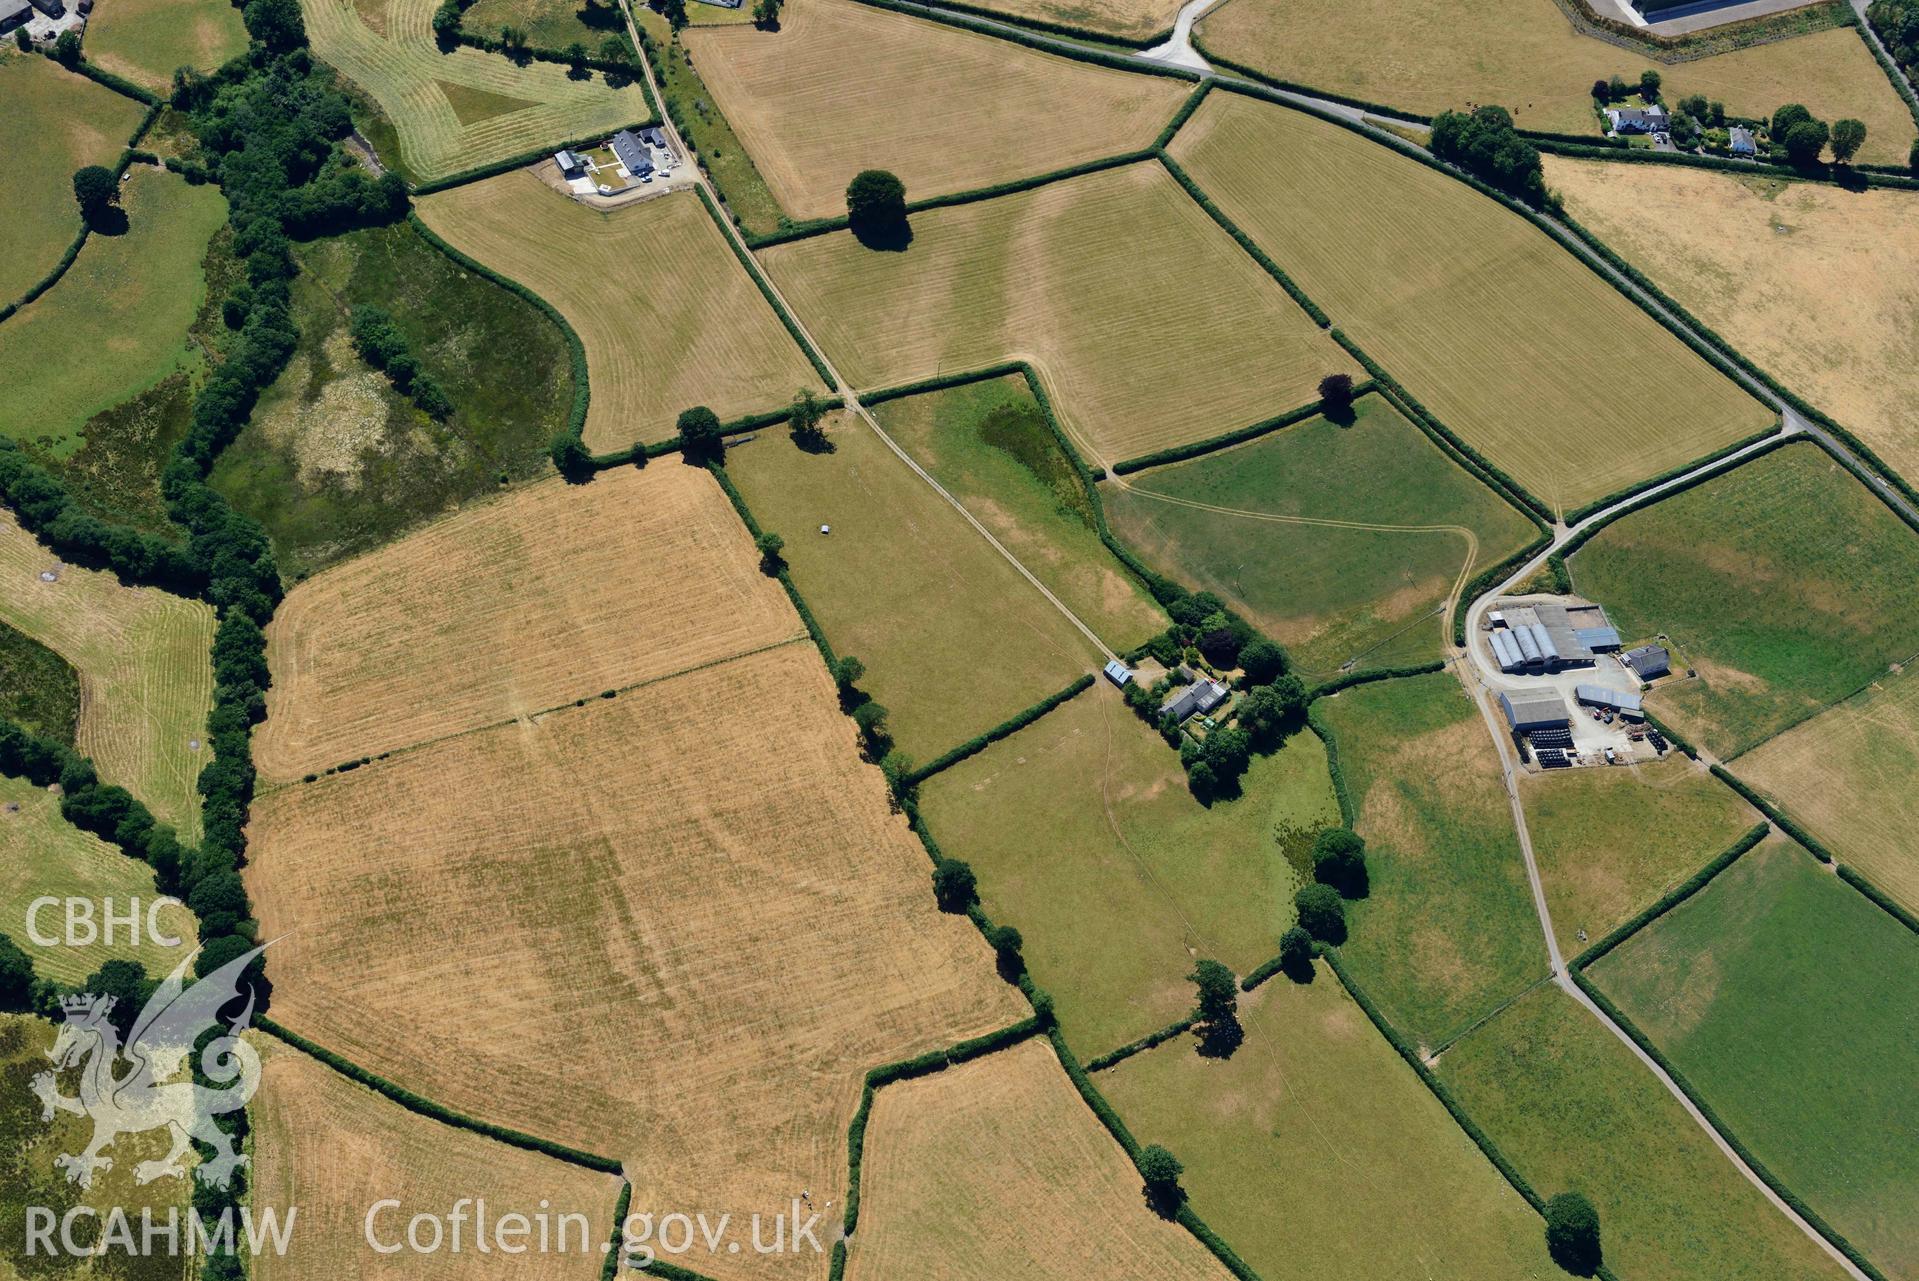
[1138,0,1225,70]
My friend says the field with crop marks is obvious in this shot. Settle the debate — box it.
[1196,0,1913,164]
[724,418,1103,761]
[1436,983,1847,1281]
[1521,757,1757,960]
[0,512,214,840]
[417,177,824,453]
[918,684,1339,1056]
[250,1038,623,1281]
[1312,673,1549,1050]
[1590,837,1919,1277]
[81,0,250,93]
[761,162,1354,469]
[876,376,1165,654]
[1739,666,1919,913]
[255,464,800,781]
[1100,967,1552,1279]
[246,642,1022,1281]
[1105,395,1538,677]
[299,0,648,182]
[0,168,228,459]
[681,0,1187,220]
[846,1038,1229,1280]
[1549,160,1919,486]
[1570,442,1919,758]
[0,57,149,309]
[1167,92,1773,515]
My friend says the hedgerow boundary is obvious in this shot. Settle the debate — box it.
[409,117,663,197]
[1081,1012,1197,1072]
[860,0,1174,50]
[905,673,1095,786]
[845,0,1200,82]
[1570,822,1769,970]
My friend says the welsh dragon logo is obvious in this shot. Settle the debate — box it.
[30,943,269,1191]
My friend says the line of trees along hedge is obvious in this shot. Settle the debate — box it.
[1109,388,1374,475]
[1531,134,1919,188]
[1081,1014,1198,1072]
[1836,865,1919,935]
[905,674,1093,785]
[1707,765,1836,863]
[1306,659,1446,702]
[348,304,454,417]
[1156,152,1331,327]
[1570,822,1767,969]
[600,1184,633,1281]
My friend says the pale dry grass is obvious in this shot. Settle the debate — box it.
[82,0,250,93]
[845,1038,1229,1281]
[250,1038,623,1281]
[1197,0,1914,164]
[418,177,824,452]
[1548,158,1919,486]
[682,0,1188,219]
[1169,93,1774,514]
[0,512,214,839]
[245,643,1023,1281]
[760,161,1355,467]
[952,0,1182,39]
[255,465,800,781]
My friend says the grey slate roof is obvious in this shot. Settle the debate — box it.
[610,129,653,177]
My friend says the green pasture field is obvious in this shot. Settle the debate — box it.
[1590,837,1919,1276]
[0,622,80,744]
[463,0,626,53]
[1167,92,1773,516]
[1104,394,1538,678]
[875,375,1165,654]
[640,29,787,237]
[1313,672,1549,1051]
[1436,983,1848,1281]
[0,57,149,309]
[723,418,1103,762]
[1570,442,1919,758]
[917,683,1338,1057]
[1100,967,1553,1280]
[1521,756,1757,961]
[209,221,573,579]
[81,0,250,93]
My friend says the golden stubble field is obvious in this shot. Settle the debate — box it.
[1168,92,1774,514]
[0,511,214,839]
[759,161,1355,468]
[254,465,802,781]
[682,0,1188,219]
[245,642,1024,1281]
[845,1038,1229,1281]
[419,178,825,452]
[1548,158,1919,487]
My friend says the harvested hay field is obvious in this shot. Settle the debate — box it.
[1196,0,1913,164]
[301,0,649,183]
[251,1038,622,1281]
[918,684,1339,1058]
[246,643,1022,1281]
[0,56,148,307]
[256,464,800,782]
[0,511,215,840]
[1105,394,1539,677]
[1739,665,1919,914]
[1100,966,1552,1280]
[1167,92,1774,515]
[760,162,1354,469]
[1312,673,1549,1051]
[1549,159,1919,485]
[1570,441,1919,758]
[1522,756,1757,960]
[681,0,1187,220]
[949,0,1181,38]
[1436,984,1847,1281]
[1590,837,1919,1278]
[82,0,249,93]
[724,418,1103,762]
[0,775,196,986]
[845,1038,1229,1280]
[417,177,824,452]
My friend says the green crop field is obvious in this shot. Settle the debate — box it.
[81,0,250,93]
[1313,673,1549,1050]
[1100,968,1553,1280]
[0,168,227,462]
[1104,395,1538,677]
[209,221,574,578]
[1590,838,1919,1277]
[917,684,1338,1057]
[724,417,1103,761]
[1167,92,1774,516]
[876,376,1165,655]
[1437,983,1847,1281]
[759,161,1355,470]
[300,0,649,183]
[0,57,149,309]
[1522,757,1757,960]
[0,621,80,744]
[1570,442,1919,758]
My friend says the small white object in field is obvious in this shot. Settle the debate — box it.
[819,524,831,535]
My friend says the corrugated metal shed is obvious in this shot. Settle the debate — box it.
[1531,622,1559,662]
[1514,626,1541,663]
[1500,690,1571,730]
[1575,626,1621,651]
[1490,630,1521,672]
[1575,685,1643,714]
